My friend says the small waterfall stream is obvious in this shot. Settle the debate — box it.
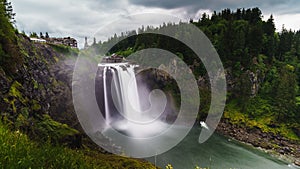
[103,66,111,124]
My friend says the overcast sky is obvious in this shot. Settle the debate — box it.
[12,0,300,48]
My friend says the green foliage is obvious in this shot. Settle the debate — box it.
[244,96,272,118]
[234,72,252,107]
[116,47,134,57]
[225,101,300,141]
[92,7,300,133]
[9,81,26,104]
[31,99,41,111]
[0,123,156,168]
[0,0,23,74]
[29,32,38,38]
[0,122,87,168]
[3,81,27,114]
[15,108,30,129]
[33,114,79,143]
[49,43,79,57]
[32,79,39,89]
[273,65,298,121]
[0,0,15,23]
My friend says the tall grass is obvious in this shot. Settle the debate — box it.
[0,123,157,169]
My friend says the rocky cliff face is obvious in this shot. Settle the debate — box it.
[0,34,80,146]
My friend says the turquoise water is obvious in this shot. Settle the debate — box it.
[147,126,298,169]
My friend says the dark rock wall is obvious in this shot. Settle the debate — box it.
[0,34,81,145]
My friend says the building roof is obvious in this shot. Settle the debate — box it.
[30,37,46,42]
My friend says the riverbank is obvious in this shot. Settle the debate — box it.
[216,117,300,165]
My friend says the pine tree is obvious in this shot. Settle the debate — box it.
[30,32,38,38]
[40,32,44,38]
[274,65,297,121]
[262,15,276,61]
[45,32,49,38]
[0,0,22,74]
[1,0,15,23]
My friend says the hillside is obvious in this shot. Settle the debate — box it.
[94,8,300,159]
[0,28,157,169]
[0,1,158,168]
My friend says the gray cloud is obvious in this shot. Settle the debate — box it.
[11,0,300,48]
[12,0,131,48]
[128,0,300,15]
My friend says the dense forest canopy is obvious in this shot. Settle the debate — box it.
[95,8,300,131]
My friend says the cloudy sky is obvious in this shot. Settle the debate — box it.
[12,0,300,48]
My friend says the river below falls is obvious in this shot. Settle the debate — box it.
[146,126,299,169]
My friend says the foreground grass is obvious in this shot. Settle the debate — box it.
[0,123,157,169]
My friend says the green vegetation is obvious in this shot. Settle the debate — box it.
[0,122,89,168]
[0,122,156,168]
[0,0,23,74]
[0,2,158,168]
[49,43,79,57]
[33,114,79,143]
[225,100,300,141]
[95,8,300,141]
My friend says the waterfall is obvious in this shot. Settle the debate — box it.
[98,62,168,138]
[100,63,141,124]
[111,68,123,115]
[103,66,111,124]
[115,65,141,122]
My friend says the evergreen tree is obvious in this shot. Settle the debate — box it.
[93,37,96,45]
[262,15,276,62]
[276,27,294,61]
[40,32,44,38]
[247,24,263,58]
[45,32,49,38]
[0,0,22,74]
[1,0,15,23]
[274,65,297,121]
[30,32,38,38]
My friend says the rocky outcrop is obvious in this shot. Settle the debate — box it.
[248,70,260,96]
[217,119,300,161]
[0,34,80,146]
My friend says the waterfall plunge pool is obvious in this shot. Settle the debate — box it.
[146,126,299,169]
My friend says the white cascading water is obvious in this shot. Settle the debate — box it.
[110,68,123,115]
[100,63,142,123]
[103,66,111,124]
[99,63,168,137]
[115,65,141,122]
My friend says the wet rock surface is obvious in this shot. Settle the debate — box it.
[217,119,300,163]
